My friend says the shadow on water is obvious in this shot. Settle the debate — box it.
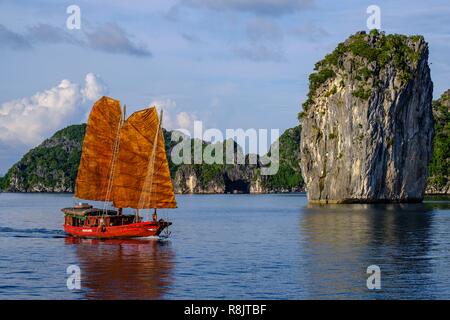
[64,237,175,299]
[299,203,436,299]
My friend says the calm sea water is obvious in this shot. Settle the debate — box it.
[0,192,449,300]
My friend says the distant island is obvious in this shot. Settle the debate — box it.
[0,124,303,194]
[0,31,448,196]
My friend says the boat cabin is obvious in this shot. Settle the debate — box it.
[62,203,141,228]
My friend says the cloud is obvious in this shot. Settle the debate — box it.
[1,23,151,57]
[290,23,330,41]
[85,23,152,57]
[27,23,80,45]
[148,98,177,129]
[0,24,31,50]
[246,18,283,42]
[234,18,285,62]
[0,73,107,146]
[234,45,284,62]
[81,73,108,101]
[149,98,197,131]
[181,32,206,44]
[176,111,193,129]
[181,0,314,16]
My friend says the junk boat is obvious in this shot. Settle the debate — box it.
[62,96,177,239]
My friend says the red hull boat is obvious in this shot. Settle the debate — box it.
[64,221,170,239]
[63,97,177,239]
[62,204,171,239]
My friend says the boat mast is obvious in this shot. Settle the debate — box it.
[118,104,126,216]
[154,108,163,218]
[102,101,123,216]
[117,104,127,216]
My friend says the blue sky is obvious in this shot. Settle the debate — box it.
[1,0,449,174]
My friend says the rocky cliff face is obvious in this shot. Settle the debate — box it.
[173,164,226,194]
[173,152,262,194]
[300,31,434,203]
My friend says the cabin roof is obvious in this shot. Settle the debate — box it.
[61,207,117,217]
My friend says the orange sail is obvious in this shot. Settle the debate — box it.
[112,107,177,209]
[75,96,122,201]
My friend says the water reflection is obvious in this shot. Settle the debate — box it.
[65,238,174,299]
[300,203,435,299]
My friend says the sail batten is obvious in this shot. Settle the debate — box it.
[112,107,176,209]
[75,97,176,209]
[75,96,122,202]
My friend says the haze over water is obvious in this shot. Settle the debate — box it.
[0,193,449,299]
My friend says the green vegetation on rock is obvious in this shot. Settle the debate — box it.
[352,87,372,100]
[262,126,303,191]
[299,30,424,119]
[428,90,450,192]
[1,124,86,192]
